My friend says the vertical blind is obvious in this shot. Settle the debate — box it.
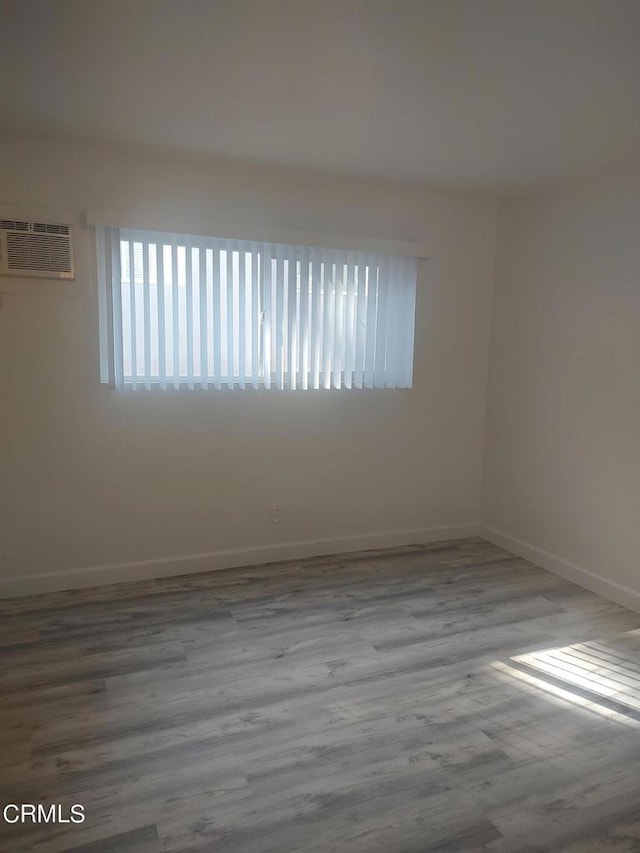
[96,227,417,390]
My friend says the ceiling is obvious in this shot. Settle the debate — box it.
[1,0,639,192]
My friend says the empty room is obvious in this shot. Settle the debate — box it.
[0,1,639,851]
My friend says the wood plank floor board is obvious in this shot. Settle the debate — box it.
[1,538,639,852]
[64,825,163,853]
[1,823,164,853]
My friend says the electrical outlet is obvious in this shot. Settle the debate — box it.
[271,502,284,523]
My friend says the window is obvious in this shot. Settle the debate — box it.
[96,227,417,390]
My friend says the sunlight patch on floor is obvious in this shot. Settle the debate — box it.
[491,635,640,729]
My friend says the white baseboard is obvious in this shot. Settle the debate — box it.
[0,523,481,599]
[481,525,640,615]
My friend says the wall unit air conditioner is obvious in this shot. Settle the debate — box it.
[0,220,75,280]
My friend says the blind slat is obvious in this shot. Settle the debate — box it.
[226,242,234,389]
[298,246,310,390]
[96,226,113,385]
[185,239,194,389]
[199,247,208,389]
[237,245,245,390]
[321,257,332,389]
[212,243,222,389]
[171,242,180,389]
[402,256,418,387]
[385,254,399,389]
[344,254,355,389]
[309,247,321,390]
[373,255,389,387]
[251,244,260,390]
[274,244,284,390]
[127,240,137,388]
[262,244,272,389]
[142,241,151,389]
[364,260,377,388]
[333,252,346,389]
[156,240,166,387]
[353,253,366,389]
[111,231,124,389]
[287,246,298,390]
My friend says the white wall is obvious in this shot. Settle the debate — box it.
[0,133,496,594]
[483,168,640,609]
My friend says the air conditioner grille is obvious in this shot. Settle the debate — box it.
[33,222,71,235]
[0,220,30,231]
[0,220,71,236]
[6,233,73,274]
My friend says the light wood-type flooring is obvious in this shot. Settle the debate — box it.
[2,538,640,853]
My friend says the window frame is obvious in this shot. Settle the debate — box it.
[96,226,418,392]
